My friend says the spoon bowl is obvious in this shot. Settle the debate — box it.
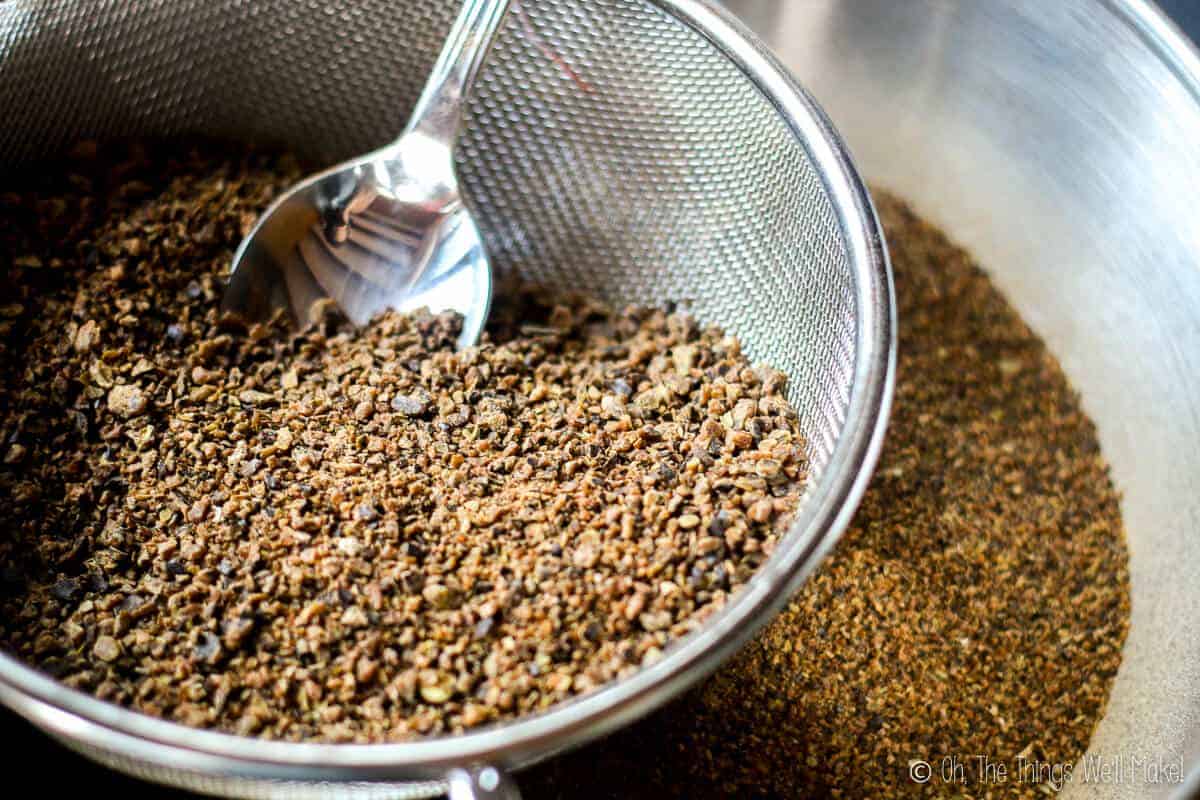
[222,0,508,348]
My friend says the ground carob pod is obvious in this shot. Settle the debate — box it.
[0,141,809,743]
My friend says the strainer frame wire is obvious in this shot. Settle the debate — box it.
[0,0,895,784]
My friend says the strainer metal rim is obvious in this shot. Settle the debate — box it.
[0,0,895,783]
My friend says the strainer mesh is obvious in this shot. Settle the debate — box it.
[458,0,855,470]
[0,0,854,475]
[0,0,861,793]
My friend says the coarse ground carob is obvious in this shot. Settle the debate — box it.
[0,142,808,742]
[524,192,1132,798]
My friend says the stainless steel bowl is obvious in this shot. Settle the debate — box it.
[0,1,894,797]
[725,1,1200,797]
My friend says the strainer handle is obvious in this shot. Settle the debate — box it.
[447,766,522,800]
[404,0,513,146]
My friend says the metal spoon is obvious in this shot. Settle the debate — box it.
[222,0,512,349]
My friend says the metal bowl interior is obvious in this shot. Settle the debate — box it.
[0,0,893,794]
[726,0,1200,797]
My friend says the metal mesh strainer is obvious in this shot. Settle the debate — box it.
[0,0,894,797]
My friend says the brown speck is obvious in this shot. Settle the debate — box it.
[107,383,148,418]
[3,444,26,465]
[73,320,100,353]
[93,636,121,662]
[391,392,429,416]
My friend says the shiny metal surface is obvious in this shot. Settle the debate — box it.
[223,0,508,347]
[447,767,521,800]
[0,0,893,797]
[724,1,1200,798]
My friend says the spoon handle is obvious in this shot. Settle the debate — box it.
[405,0,513,145]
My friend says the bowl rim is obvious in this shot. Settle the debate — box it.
[1093,5,1200,798]
[0,0,897,783]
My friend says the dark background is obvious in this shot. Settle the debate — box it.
[4,4,1200,799]
[1160,0,1200,41]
